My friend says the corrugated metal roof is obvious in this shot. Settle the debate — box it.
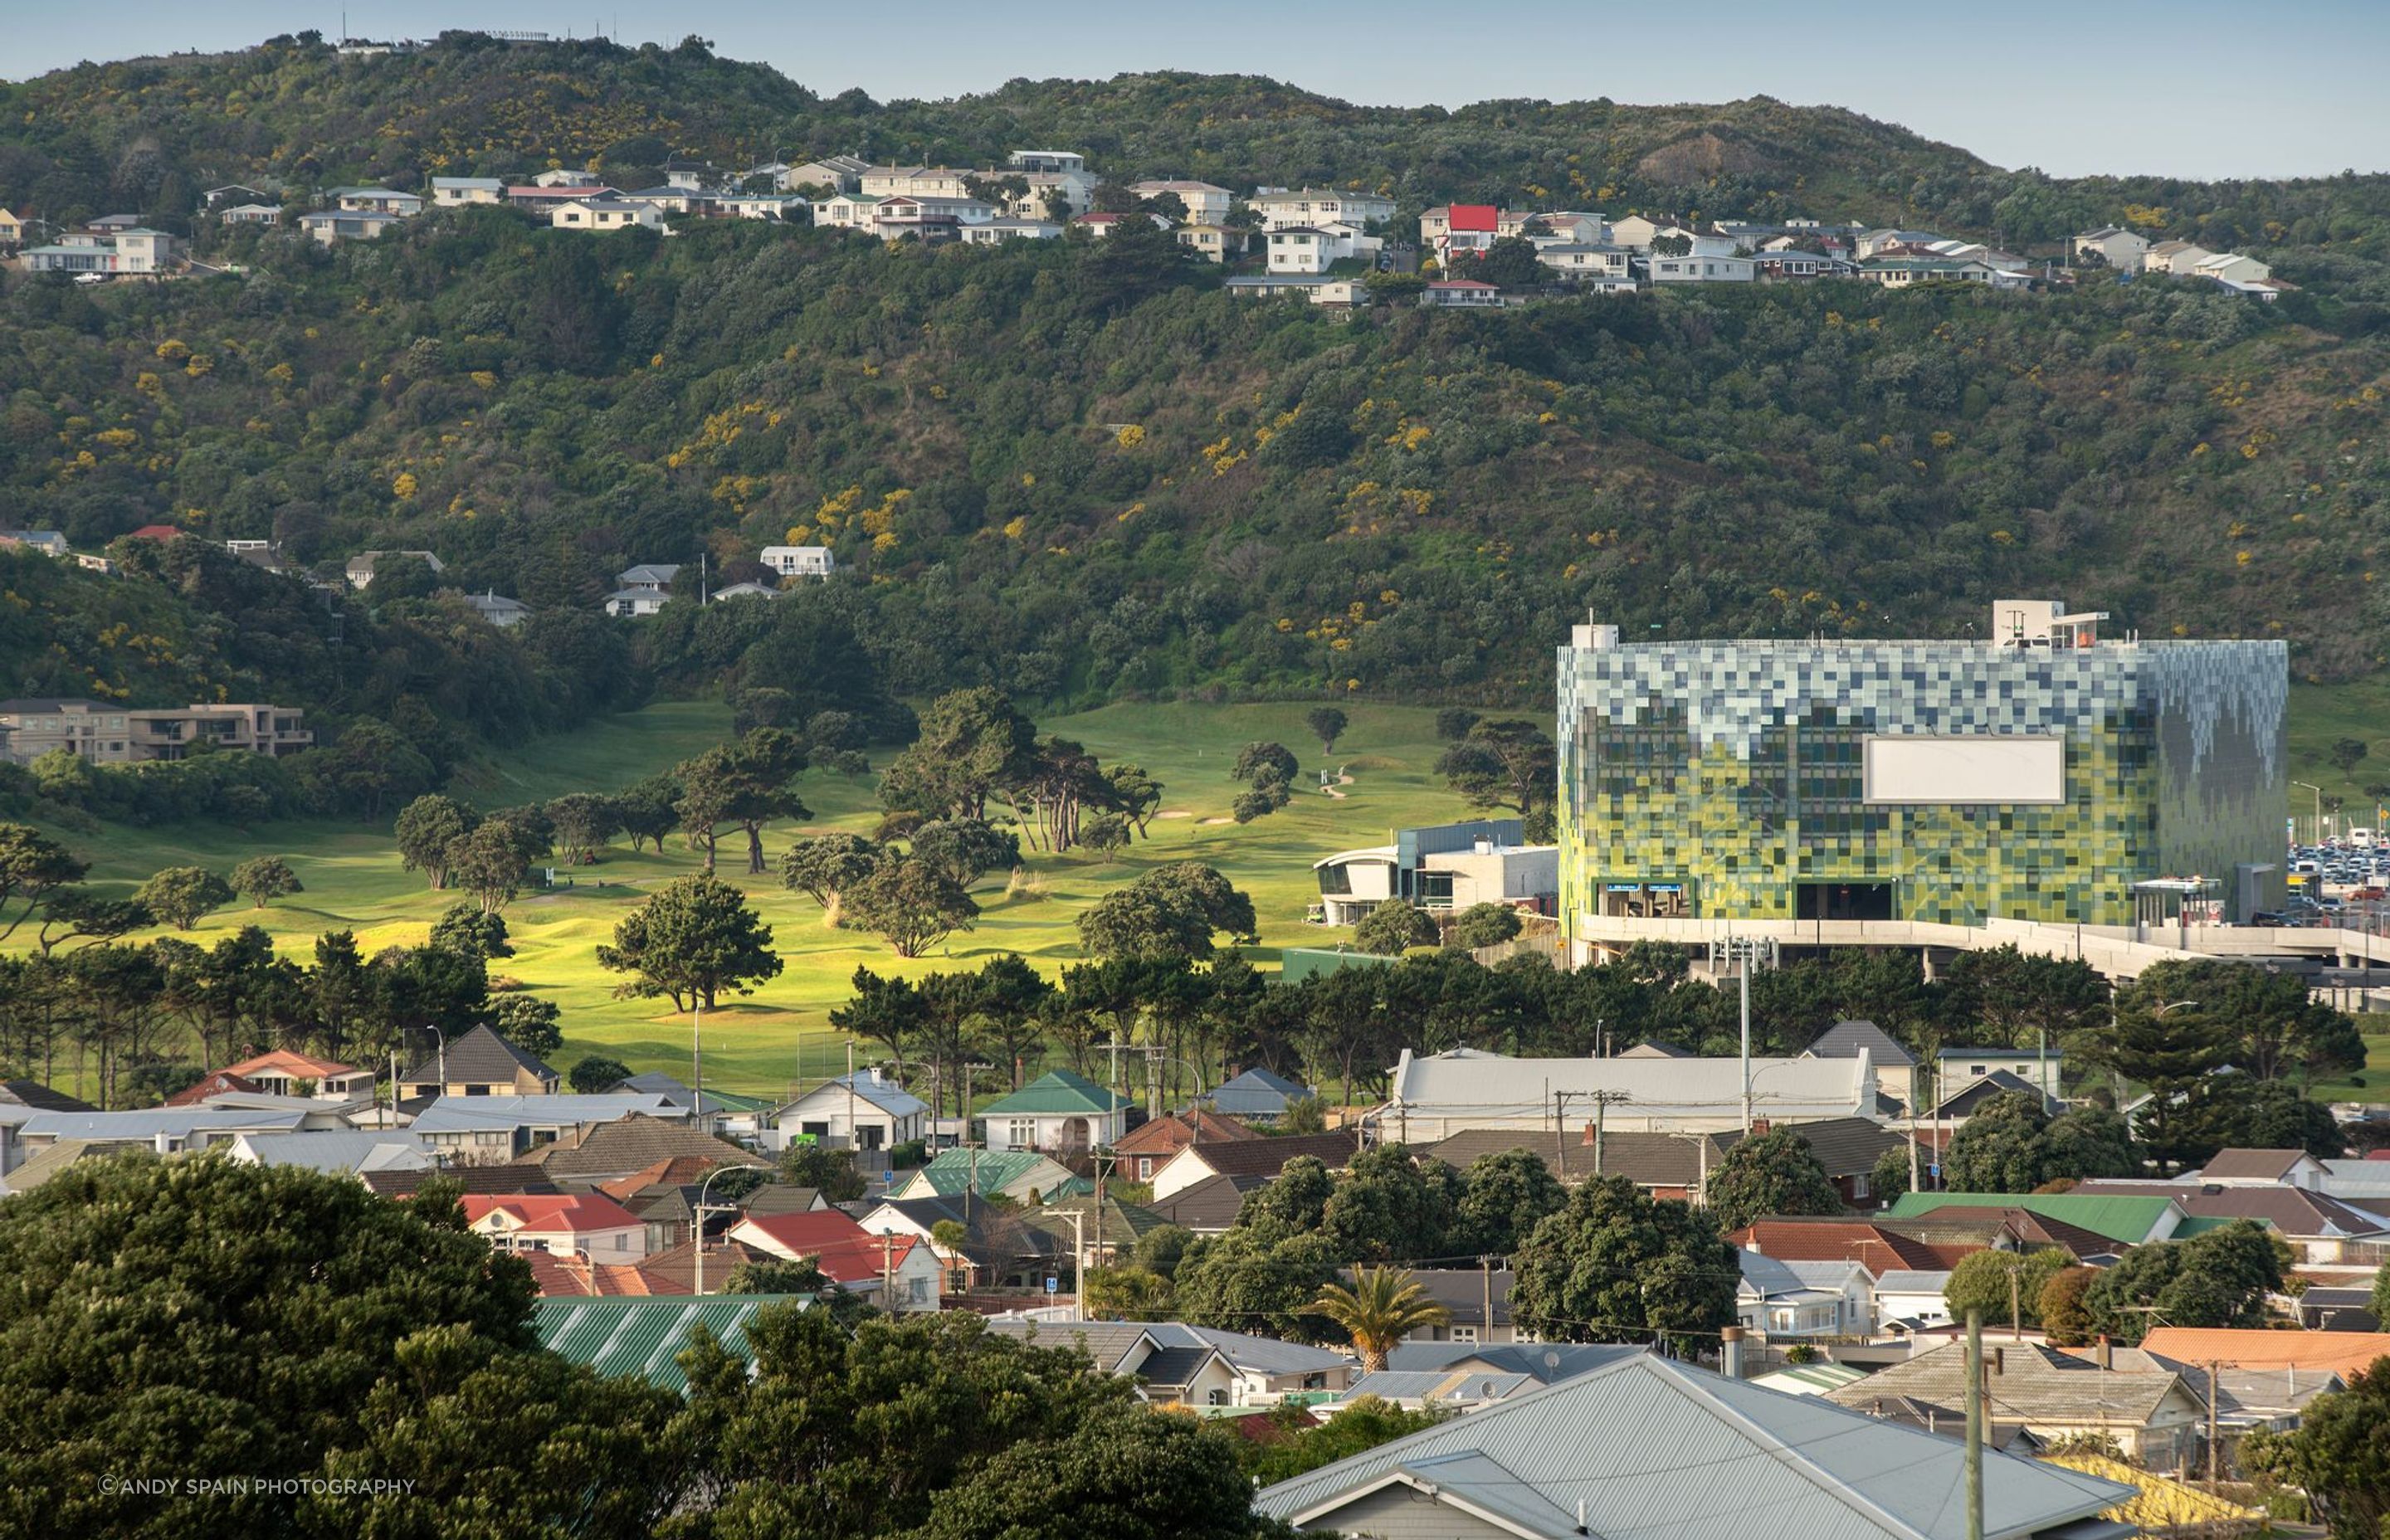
[977,1070,1132,1117]
[1148,1323,1354,1376]
[1389,1047,1873,1122]
[534,1296,807,1394]
[1883,1192,2181,1246]
[1261,1352,2133,1540]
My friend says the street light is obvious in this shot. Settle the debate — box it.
[422,1024,446,1096]
[690,1163,750,1297]
[2292,782,2324,846]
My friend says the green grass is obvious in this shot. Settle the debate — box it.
[33,700,1479,1096]
[2286,676,2390,833]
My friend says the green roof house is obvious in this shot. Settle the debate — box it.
[1882,1191,2187,1247]
[535,1295,807,1395]
[977,1070,1135,1154]
[888,1148,1090,1204]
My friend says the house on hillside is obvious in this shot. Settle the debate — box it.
[605,563,680,617]
[1173,223,1238,261]
[1534,243,1635,289]
[431,177,506,207]
[977,1070,1134,1153]
[1266,222,1380,275]
[1129,180,1233,223]
[460,591,531,627]
[551,195,666,232]
[346,549,446,588]
[2073,227,2149,269]
[1248,188,1394,231]
[2142,239,2217,275]
[759,544,835,580]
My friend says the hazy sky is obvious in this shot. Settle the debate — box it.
[9,2,2385,182]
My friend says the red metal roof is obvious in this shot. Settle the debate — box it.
[734,1210,919,1285]
[462,1192,643,1235]
[1448,203,1499,232]
[128,524,182,541]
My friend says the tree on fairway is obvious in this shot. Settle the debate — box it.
[1701,1128,1846,1231]
[544,792,622,865]
[710,728,814,875]
[1435,709,1480,741]
[1305,707,1348,756]
[1079,811,1133,860]
[1435,720,1558,840]
[568,1055,633,1094]
[1230,741,1300,788]
[134,866,234,931]
[613,776,680,854]
[490,996,563,1060]
[779,832,885,921]
[393,794,476,890]
[443,820,535,914]
[1510,1173,1738,1352]
[910,818,1022,889]
[1100,763,1164,838]
[0,824,89,943]
[1307,1266,1451,1372]
[596,873,783,1010]
[429,901,512,960]
[230,855,302,909]
[1353,899,1438,955]
[842,854,979,958]
[1077,863,1257,962]
[878,686,1036,821]
[1230,782,1290,824]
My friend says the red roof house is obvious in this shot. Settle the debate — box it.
[462,1192,648,1262]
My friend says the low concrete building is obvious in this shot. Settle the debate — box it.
[0,697,312,766]
[1312,818,1557,927]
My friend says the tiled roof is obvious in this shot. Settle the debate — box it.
[1401,1268,1515,1328]
[1775,1116,1909,1177]
[513,1114,769,1179]
[0,1080,94,1113]
[163,1070,261,1106]
[629,1237,780,1295]
[980,1320,1154,1372]
[1111,1108,1260,1157]
[735,1210,919,1286]
[1168,1129,1359,1180]
[222,1049,366,1081]
[1727,1219,1960,1275]
[1022,1192,1173,1245]
[1824,1339,2197,1428]
[1805,1019,1919,1069]
[1425,1127,1737,1188]
[1144,1171,1267,1231]
[398,1023,557,1086]
[1146,1323,1354,1376]
[461,1192,642,1234]
[1134,1344,1219,1388]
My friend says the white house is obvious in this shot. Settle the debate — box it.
[1175,224,1241,263]
[2073,227,2149,269]
[431,177,506,207]
[960,218,1064,245]
[463,1192,650,1263]
[1249,188,1395,231]
[1937,1045,2062,1103]
[2195,251,2270,285]
[814,194,881,230]
[858,166,974,199]
[1859,257,1993,287]
[1648,254,1757,284]
[1535,244,1635,286]
[1266,222,1381,275]
[1071,212,1171,239]
[1223,275,1369,308]
[1738,1253,1855,1339]
[329,187,424,217]
[533,169,606,188]
[217,203,282,227]
[1129,180,1234,223]
[23,227,182,274]
[551,196,666,232]
[2142,240,2217,275]
[297,212,403,246]
[603,588,670,618]
[873,195,996,240]
[976,1070,1135,1154]
[1312,818,1558,927]
[760,544,835,579]
[1873,1269,1954,1329]
[771,1070,929,1155]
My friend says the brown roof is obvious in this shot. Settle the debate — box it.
[0,1080,95,1113]
[1727,1218,1968,1274]
[1427,1127,1738,1188]
[1146,1172,1269,1231]
[1168,1128,1360,1180]
[1771,1117,1910,1179]
[631,1238,782,1295]
[510,1114,770,1179]
[1824,1339,2196,1428]
[2197,1149,2312,1182]
[2071,1180,2390,1240]
[1878,1207,2115,1262]
[163,1070,262,1106]
[1112,1108,1261,1158]
[364,1166,563,1197]
[2136,1328,2390,1379]
[598,1157,722,1201]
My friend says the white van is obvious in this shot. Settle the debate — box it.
[2350,828,2378,849]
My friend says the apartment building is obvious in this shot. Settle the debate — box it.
[0,699,312,766]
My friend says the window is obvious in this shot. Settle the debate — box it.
[1451,1326,1478,1343]
[1007,1118,1036,1148]
[906,1275,929,1305]
[1207,1388,1229,1406]
[1137,1157,1154,1180]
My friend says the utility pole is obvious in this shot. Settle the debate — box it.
[1963,1309,1986,1540]
[1739,953,1753,1133]
[880,1234,895,1309]
[1480,1254,1495,1338]
[1064,1208,1087,1321]
[691,995,705,1134]
[2206,1360,2221,1491]
[2008,1260,2023,1340]
[1588,1090,1629,1176]
[1553,1089,1569,1178]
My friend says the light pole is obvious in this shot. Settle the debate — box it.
[2292,782,2324,847]
[424,1024,446,1097]
[690,1162,747,1297]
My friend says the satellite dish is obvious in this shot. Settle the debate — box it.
[1544,1350,1562,1372]
[1480,1380,1498,1398]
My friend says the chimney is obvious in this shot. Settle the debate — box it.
[1749,1118,1771,1136]
[1991,1347,2006,1377]
[1720,1325,1747,1381]
[2095,1335,2112,1370]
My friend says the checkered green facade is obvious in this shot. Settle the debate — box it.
[1558,637,2286,927]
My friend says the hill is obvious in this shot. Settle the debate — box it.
[2,37,2388,765]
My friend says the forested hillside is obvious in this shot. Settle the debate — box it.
[3,34,2389,753]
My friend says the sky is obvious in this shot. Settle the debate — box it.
[8,1,2387,182]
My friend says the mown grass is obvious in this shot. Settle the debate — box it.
[37,700,1477,1095]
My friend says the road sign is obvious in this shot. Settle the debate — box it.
[1044,1275,1059,1294]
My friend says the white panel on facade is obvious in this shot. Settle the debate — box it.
[1862,735,2064,805]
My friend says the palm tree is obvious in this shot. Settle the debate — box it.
[1307,1265,1451,1372]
